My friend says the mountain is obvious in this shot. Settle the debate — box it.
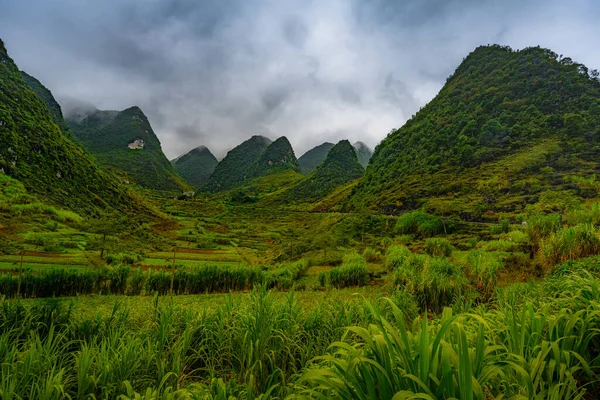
[353,141,373,169]
[0,38,147,214]
[19,71,78,143]
[248,136,299,178]
[66,106,188,192]
[349,45,600,216]
[298,142,335,174]
[171,146,218,189]
[204,135,272,192]
[289,140,364,200]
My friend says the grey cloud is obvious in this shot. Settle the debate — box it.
[1,0,599,159]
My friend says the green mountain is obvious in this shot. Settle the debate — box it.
[298,142,334,174]
[350,45,600,217]
[171,146,218,189]
[289,140,364,200]
[204,135,272,192]
[0,38,147,214]
[19,71,78,142]
[66,106,188,192]
[248,136,299,178]
[353,141,373,169]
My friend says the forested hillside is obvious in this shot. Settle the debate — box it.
[67,106,188,192]
[172,146,218,189]
[298,142,334,174]
[351,45,600,215]
[203,135,272,192]
[289,140,364,200]
[0,39,148,215]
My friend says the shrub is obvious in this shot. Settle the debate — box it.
[525,213,561,246]
[329,253,369,288]
[466,250,503,300]
[393,253,464,312]
[540,224,600,269]
[362,247,383,263]
[425,237,454,257]
[395,211,445,237]
[384,245,411,271]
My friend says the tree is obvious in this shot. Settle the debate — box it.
[84,210,130,258]
[312,233,337,264]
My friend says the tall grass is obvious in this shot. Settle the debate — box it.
[329,253,370,288]
[294,272,600,399]
[424,237,454,257]
[539,223,600,269]
[0,269,599,398]
[395,211,445,237]
[389,246,464,312]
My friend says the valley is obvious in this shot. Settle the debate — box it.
[1,36,600,399]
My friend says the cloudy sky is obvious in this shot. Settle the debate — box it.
[1,0,599,159]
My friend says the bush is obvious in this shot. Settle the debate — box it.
[393,252,464,313]
[329,253,369,288]
[540,224,600,269]
[362,247,383,263]
[384,245,411,271]
[424,237,454,257]
[466,250,503,300]
[395,211,445,237]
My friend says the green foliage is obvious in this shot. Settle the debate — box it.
[466,249,503,299]
[296,276,600,399]
[395,211,445,237]
[352,44,600,210]
[289,140,364,201]
[67,106,188,191]
[525,213,562,246]
[539,223,600,268]
[20,71,78,142]
[389,247,464,312]
[424,237,454,257]
[247,136,299,178]
[204,135,272,192]
[297,142,334,174]
[362,247,383,263]
[384,244,411,271]
[329,252,369,288]
[0,40,151,215]
[171,146,217,189]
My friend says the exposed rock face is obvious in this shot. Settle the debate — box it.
[128,139,145,150]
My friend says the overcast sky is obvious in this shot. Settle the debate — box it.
[1,0,599,159]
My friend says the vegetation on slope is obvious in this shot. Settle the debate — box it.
[289,140,364,200]
[67,106,188,192]
[248,136,299,178]
[297,142,334,174]
[203,135,272,192]
[0,38,149,215]
[171,146,217,189]
[351,45,600,213]
[19,71,78,142]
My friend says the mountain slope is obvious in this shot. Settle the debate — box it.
[67,106,188,192]
[298,142,334,174]
[349,45,600,216]
[289,140,364,201]
[0,38,148,215]
[204,135,272,192]
[172,146,218,189]
[248,136,299,178]
[20,71,78,142]
[353,141,373,169]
